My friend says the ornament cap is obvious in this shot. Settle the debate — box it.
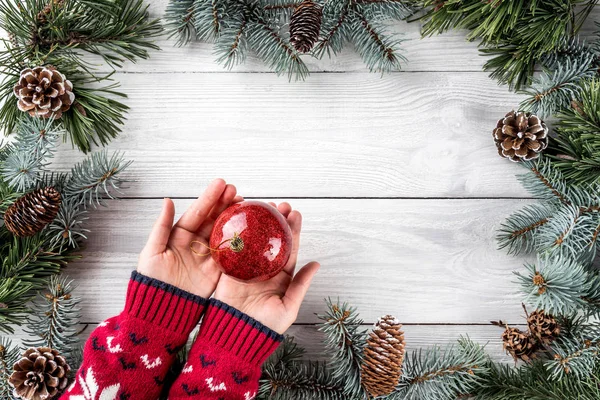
[229,232,244,252]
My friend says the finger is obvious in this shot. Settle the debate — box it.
[233,195,244,203]
[144,198,175,254]
[197,184,238,237]
[282,262,320,314]
[277,202,292,218]
[175,179,226,232]
[268,202,276,207]
[284,210,302,274]
[207,184,237,222]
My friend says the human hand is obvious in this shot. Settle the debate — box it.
[137,179,242,298]
[213,202,320,334]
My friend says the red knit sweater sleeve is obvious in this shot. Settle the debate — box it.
[60,271,207,400]
[168,299,283,400]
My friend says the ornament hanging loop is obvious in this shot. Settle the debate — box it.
[190,240,223,257]
[190,233,244,257]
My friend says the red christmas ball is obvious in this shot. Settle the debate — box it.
[209,201,293,282]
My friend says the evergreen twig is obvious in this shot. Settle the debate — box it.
[24,275,81,361]
[317,299,366,397]
[0,0,162,152]
[166,0,416,79]
[0,337,20,399]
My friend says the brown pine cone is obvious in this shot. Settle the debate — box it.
[493,110,548,162]
[527,310,560,344]
[290,0,322,53]
[13,66,75,119]
[501,326,537,362]
[4,187,62,237]
[8,347,70,400]
[361,315,405,398]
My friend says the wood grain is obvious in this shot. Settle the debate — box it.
[62,198,531,324]
[51,71,529,198]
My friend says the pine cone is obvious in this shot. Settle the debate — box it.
[289,0,322,53]
[361,315,405,398]
[493,110,548,162]
[4,187,62,237]
[527,310,560,344]
[9,347,70,400]
[501,326,537,362]
[13,66,75,119]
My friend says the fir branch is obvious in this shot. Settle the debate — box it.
[46,197,89,250]
[1,149,45,192]
[543,37,600,72]
[259,360,347,400]
[0,0,162,152]
[0,60,129,155]
[261,0,303,23]
[351,11,406,73]
[0,0,162,69]
[24,275,81,361]
[0,235,74,333]
[536,204,591,257]
[65,150,131,206]
[1,116,63,191]
[498,157,600,260]
[189,0,228,42]
[394,336,487,400]
[418,0,486,37]
[0,337,20,399]
[521,55,598,119]
[0,180,21,216]
[12,116,63,159]
[263,1,301,11]
[545,336,599,381]
[60,79,129,153]
[417,0,595,90]
[246,20,308,80]
[472,360,600,400]
[215,14,250,70]
[263,336,306,369]
[355,0,415,22]
[167,0,413,77]
[549,79,600,186]
[519,158,570,205]
[496,202,554,255]
[515,257,589,316]
[165,0,197,45]
[0,276,33,333]
[317,299,366,397]
[313,0,352,58]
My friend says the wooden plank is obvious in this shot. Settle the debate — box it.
[6,324,513,363]
[51,71,529,198]
[58,198,531,324]
[102,3,599,73]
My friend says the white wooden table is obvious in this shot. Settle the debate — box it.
[23,4,599,361]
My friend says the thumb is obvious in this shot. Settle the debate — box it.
[144,198,175,255]
[282,262,320,314]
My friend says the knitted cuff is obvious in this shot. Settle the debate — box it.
[198,298,284,366]
[124,271,207,335]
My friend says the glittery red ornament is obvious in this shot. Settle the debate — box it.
[209,201,293,282]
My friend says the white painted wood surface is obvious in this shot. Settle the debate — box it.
[10,3,600,361]
[61,198,530,323]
